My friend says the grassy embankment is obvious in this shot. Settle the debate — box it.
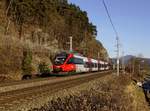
[28,74,149,111]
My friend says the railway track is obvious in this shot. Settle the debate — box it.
[0,71,112,111]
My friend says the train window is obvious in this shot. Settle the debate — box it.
[54,57,67,65]
[54,52,68,65]
[102,64,104,68]
[74,58,84,64]
[91,63,94,68]
[98,63,100,68]
[85,62,91,68]
[67,57,84,64]
[89,62,93,68]
[84,62,88,68]
[95,63,98,68]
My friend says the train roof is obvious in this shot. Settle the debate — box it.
[56,51,109,64]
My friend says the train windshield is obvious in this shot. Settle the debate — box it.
[54,53,68,65]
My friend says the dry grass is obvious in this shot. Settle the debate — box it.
[28,74,149,111]
[0,35,23,79]
[125,83,149,111]
[0,35,58,80]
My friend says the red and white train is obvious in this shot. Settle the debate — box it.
[53,52,110,74]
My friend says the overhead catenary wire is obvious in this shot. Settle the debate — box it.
[102,0,118,37]
[102,0,120,76]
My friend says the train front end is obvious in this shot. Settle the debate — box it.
[53,52,76,74]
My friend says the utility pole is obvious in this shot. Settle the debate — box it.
[116,36,120,76]
[122,51,125,74]
[69,36,73,52]
[102,0,120,76]
[132,58,135,76]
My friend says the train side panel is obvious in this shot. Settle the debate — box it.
[73,55,88,73]
[53,52,110,74]
[91,59,98,72]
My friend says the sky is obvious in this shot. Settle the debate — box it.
[68,0,150,58]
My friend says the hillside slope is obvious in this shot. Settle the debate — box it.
[0,0,108,80]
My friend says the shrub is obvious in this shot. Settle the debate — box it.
[38,62,50,74]
[22,48,32,75]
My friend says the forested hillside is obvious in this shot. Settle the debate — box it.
[0,0,108,80]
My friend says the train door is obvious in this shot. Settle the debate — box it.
[74,57,84,73]
[82,57,89,72]
[88,58,92,72]
[75,64,84,73]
